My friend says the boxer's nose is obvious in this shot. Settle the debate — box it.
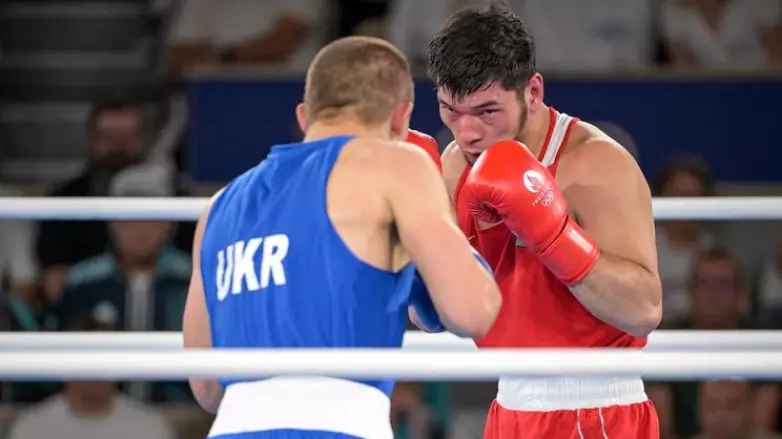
[454,115,485,150]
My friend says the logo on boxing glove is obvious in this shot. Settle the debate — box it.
[523,170,554,207]
[522,170,545,193]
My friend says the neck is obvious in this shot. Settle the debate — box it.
[304,119,391,142]
[518,104,552,159]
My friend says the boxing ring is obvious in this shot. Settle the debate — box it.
[1,195,781,381]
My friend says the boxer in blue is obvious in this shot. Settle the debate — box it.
[182,36,502,439]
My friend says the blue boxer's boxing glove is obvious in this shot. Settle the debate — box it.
[410,248,493,333]
[409,270,446,333]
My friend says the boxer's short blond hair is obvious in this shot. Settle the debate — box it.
[304,36,414,126]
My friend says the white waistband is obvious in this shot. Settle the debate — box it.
[496,377,647,411]
[208,377,393,439]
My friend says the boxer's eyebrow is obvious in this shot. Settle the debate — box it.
[471,100,501,110]
[437,98,454,109]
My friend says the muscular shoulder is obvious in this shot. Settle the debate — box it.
[557,122,644,188]
[345,137,440,180]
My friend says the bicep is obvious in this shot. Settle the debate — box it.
[183,268,210,349]
[387,147,477,291]
[561,143,658,273]
[182,208,212,349]
[184,192,228,413]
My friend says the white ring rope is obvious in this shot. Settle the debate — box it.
[0,196,780,220]
[1,197,777,380]
[1,330,779,351]
[0,349,780,380]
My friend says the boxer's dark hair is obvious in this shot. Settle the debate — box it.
[305,36,413,125]
[428,2,536,99]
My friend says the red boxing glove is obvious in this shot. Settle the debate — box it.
[462,140,600,285]
[407,129,441,172]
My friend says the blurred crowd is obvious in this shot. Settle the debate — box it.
[0,0,781,438]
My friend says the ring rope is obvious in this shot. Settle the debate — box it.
[1,330,779,351]
[0,196,780,220]
[0,349,779,380]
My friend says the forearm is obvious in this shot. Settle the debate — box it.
[409,304,486,338]
[570,253,662,337]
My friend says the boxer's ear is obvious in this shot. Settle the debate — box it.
[526,73,544,113]
[390,101,413,140]
[295,103,309,132]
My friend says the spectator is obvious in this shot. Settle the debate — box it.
[391,382,450,439]
[654,156,716,327]
[519,0,656,71]
[757,236,782,328]
[691,380,782,439]
[0,188,42,402]
[682,247,752,330]
[166,0,327,77]
[391,0,656,72]
[754,236,782,434]
[387,0,486,71]
[648,247,764,439]
[0,185,39,303]
[336,0,390,38]
[661,0,782,71]
[392,383,432,439]
[50,163,191,403]
[6,313,175,439]
[36,96,148,303]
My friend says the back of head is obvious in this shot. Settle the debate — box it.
[428,1,536,97]
[304,36,414,126]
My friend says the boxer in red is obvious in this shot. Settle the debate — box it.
[421,3,664,438]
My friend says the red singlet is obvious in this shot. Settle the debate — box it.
[453,108,658,438]
[454,107,646,350]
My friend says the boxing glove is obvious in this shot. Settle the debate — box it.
[462,140,600,285]
[410,248,493,332]
[407,129,441,172]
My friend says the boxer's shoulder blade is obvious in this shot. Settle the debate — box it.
[326,137,403,272]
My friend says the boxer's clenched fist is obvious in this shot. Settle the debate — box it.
[462,140,600,285]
